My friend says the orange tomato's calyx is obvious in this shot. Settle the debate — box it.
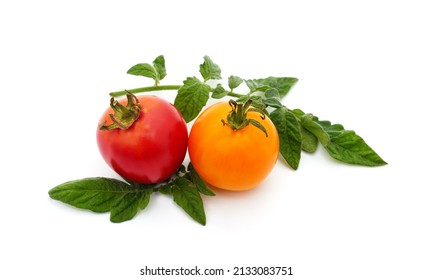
[222,99,268,137]
[99,92,142,130]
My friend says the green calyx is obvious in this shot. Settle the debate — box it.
[99,93,142,130]
[222,99,268,137]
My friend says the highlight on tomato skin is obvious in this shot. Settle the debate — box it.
[188,101,280,191]
[96,95,188,184]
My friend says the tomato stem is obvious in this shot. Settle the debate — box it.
[110,85,246,99]
[223,99,268,137]
[110,85,182,97]
[99,93,142,130]
[226,92,244,98]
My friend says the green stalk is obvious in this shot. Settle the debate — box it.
[110,84,247,99]
[110,85,182,97]
[226,92,244,98]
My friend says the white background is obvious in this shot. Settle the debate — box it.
[1,0,431,279]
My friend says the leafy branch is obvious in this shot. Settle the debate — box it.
[110,54,386,169]
[49,163,213,225]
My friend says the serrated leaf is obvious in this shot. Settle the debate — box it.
[291,110,386,166]
[263,89,283,109]
[172,177,206,225]
[264,88,281,99]
[49,177,128,212]
[244,79,258,92]
[270,107,302,169]
[291,108,306,118]
[263,97,283,108]
[48,177,153,222]
[290,109,326,149]
[110,188,152,223]
[152,55,166,81]
[300,113,331,146]
[244,79,271,93]
[127,63,158,80]
[253,77,298,98]
[157,183,173,195]
[300,126,318,153]
[315,119,387,166]
[211,83,228,99]
[236,95,266,110]
[127,55,166,85]
[199,55,222,81]
[174,76,210,122]
[228,75,243,90]
[188,163,215,196]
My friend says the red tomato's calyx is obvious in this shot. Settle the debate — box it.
[99,93,142,130]
[221,99,268,137]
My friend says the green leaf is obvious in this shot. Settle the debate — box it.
[127,63,158,80]
[253,77,298,98]
[110,188,152,223]
[211,83,228,99]
[188,163,215,196]
[291,110,386,166]
[174,76,211,122]
[288,109,322,151]
[291,108,306,117]
[263,88,283,108]
[263,97,283,108]
[236,95,266,110]
[157,183,173,195]
[48,177,153,222]
[126,55,166,85]
[300,126,318,153]
[228,75,243,90]
[244,79,257,92]
[264,88,281,99]
[152,55,167,81]
[270,107,302,169]
[244,79,271,93]
[172,177,206,225]
[300,113,331,146]
[199,55,222,81]
[315,119,387,166]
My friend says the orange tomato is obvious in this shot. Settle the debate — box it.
[188,101,279,191]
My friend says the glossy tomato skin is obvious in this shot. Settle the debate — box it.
[188,102,279,191]
[97,95,188,184]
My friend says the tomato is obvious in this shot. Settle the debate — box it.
[188,101,279,191]
[96,94,188,184]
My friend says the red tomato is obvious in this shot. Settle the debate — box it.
[96,95,188,184]
[188,101,279,191]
